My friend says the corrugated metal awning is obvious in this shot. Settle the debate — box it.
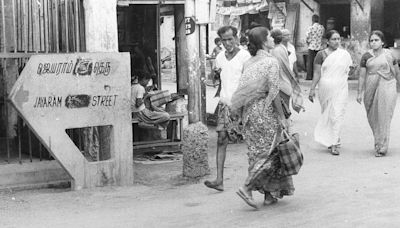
[117,0,185,6]
[217,0,268,15]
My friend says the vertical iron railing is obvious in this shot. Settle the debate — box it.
[0,0,85,164]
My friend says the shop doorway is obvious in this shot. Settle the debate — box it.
[320,3,350,38]
[383,0,400,47]
[117,4,180,94]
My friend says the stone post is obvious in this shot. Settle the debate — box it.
[182,0,210,178]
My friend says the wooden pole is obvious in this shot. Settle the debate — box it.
[199,24,207,125]
[185,0,201,124]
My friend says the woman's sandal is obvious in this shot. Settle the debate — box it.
[374,151,386,157]
[236,187,258,209]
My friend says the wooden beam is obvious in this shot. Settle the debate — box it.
[12,0,17,52]
[300,0,314,13]
[1,0,6,52]
[0,52,35,58]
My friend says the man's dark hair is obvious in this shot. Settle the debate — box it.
[312,14,320,23]
[133,69,151,82]
[249,22,262,30]
[240,36,248,44]
[214,37,221,44]
[217,26,238,38]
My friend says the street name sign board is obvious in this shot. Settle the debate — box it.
[9,53,133,190]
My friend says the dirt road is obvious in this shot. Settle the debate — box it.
[1,86,400,228]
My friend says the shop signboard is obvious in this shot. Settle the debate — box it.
[185,17,196,35]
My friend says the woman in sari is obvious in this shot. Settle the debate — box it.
[357,30,400,157]
[231,27,293,209]
[308,30,352,155]
[270,28,304,115]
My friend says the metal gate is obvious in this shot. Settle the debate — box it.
[0,0,85,164]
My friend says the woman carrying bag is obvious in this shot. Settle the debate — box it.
[230,27,298,209]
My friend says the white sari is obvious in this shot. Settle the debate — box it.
[314,49,352,147]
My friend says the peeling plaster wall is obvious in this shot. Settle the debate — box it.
[291,0,320,53]
[348,0,372,78]
[84,0,118,52]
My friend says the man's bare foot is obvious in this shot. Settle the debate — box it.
[204,180,224,191]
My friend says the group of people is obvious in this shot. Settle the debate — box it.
[204,25,303,208]
[308,29,399,157]
[204,18,400,208]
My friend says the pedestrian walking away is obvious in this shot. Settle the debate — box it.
[231,27,294,209]
[308,30,353,155]
[204,25,251,192]
[305,14,325,80]
[281,29,299,80]
[357,30,400,157]
[270,28,304,127]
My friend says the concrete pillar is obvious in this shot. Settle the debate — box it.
[77,0,133,189]
[351,0,371,42]
[291,0,320,53]
[185,0,201,124]
[83,0,119,52]
[199,25,207,124]
[349,0,372,78]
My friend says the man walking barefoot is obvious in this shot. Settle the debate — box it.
[204,26,251,191]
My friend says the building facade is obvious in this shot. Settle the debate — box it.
[0,0,211,189]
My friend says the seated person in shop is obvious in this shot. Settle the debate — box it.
[131,70,170,129]
[131,44,159,90]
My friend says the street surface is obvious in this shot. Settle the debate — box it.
[1,81,400,228]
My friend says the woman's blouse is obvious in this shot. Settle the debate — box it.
[314,49,329,65]
[360,50,397,68]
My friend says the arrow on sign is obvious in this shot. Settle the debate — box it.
[9,53,133,190]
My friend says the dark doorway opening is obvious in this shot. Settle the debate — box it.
[320,4,350,38]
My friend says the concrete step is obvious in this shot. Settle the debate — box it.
[0,160,70,190]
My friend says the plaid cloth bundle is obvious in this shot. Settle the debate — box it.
[149,90,171,107]
[278,130,303,176]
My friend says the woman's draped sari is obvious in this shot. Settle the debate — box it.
[364,49,397,154]
[314,49,352,147]
[231,50,294,198]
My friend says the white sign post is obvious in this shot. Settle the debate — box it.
[9,52,133,190]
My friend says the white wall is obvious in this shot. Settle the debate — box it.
[160,16,176,54]
[292,0,320,53]
[84,0,119,52]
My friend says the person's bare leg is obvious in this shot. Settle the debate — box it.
[264,192,277,205]
[204,131,228,191]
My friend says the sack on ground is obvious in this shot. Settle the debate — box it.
[278,130,303,176]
